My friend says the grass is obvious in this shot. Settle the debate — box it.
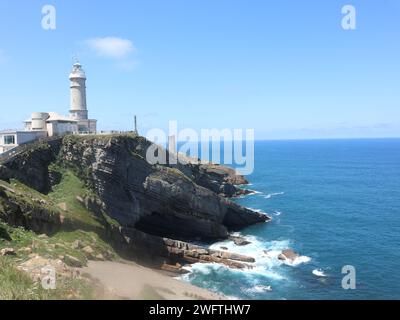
[62,132,139,144]
[48,168,103,230]
[0,220,118,300]
[0,255,95,300]
[0,165,122,300]
[1,169,103,234]
[0,221,117,265]
[0,256,49,300]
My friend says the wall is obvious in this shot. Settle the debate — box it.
[16,131,47,144]
[47,121,78,137]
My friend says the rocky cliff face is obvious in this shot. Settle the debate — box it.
[57,135,268,240]
[0,134,269,263]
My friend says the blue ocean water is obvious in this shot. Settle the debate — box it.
[180,139,400,299]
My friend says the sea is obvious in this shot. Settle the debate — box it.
[178,139,400,300]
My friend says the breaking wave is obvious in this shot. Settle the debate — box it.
[312,268,327,277]
[264,192,285,199]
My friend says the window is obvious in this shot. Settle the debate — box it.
[3,135,15,145]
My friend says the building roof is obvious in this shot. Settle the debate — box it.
[24,112,78,123]
[0,129,18,134]
[0,129,47,134]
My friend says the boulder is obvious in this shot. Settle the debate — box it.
[161,263,189,274]
[70,240,82,250]
[278,249,300,261]
[82,245,94,258]
[229,236,251,246]
[1,247,16,256]
[18,254,80,283]
[63,254,85,268]
[95,253,105,261]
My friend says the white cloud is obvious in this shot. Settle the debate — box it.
[86,37,136,59]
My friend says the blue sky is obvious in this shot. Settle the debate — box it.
[0,0,399,139]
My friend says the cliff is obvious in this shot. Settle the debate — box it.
[0,134,269,267]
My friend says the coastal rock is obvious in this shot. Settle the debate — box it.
[162,237,254,268]
[1,135,269,269]
[278,249,300,262]
[229,235,251,246]
[161,262,189,274]
[0,139,62,194]
[56,135,269,241]
[181,162,249,197]
[0,187,61,235]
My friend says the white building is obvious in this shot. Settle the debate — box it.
[0,61,97,155]
[24,112,78,136]
[0,130,47,154]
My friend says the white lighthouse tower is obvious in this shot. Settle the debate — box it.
[68,61,96,133]
[69,62,88,120]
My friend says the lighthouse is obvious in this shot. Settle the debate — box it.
[69,62,88,120]
[68,61,97,133]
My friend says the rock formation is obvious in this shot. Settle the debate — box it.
[0,134,270,268]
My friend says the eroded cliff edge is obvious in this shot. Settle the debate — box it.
[0,134,269,268]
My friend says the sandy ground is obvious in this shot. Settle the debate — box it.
[82,260,225,300]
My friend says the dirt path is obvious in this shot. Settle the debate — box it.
[83,260,224,300]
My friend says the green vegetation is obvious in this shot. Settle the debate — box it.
[48,167,103,230]
[163,167,194,184]
[0,256,50,300]
[0,164,121,300]
[0,219,117,300]
[63,132,139,144]
[0,255,95,300]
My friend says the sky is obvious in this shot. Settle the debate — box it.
[0,0,399,140]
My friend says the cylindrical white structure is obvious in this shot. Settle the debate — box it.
[31,112,49,131]
[69,62,88,120]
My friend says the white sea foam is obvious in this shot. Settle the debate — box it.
[312,268,327,277]
[282,255,312,266]
[246,285,272,294]
[180,232,311,296]
[246,207,269,215]
[264,192,285,199]
[273,211,282,216]
[247,189,263,196]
